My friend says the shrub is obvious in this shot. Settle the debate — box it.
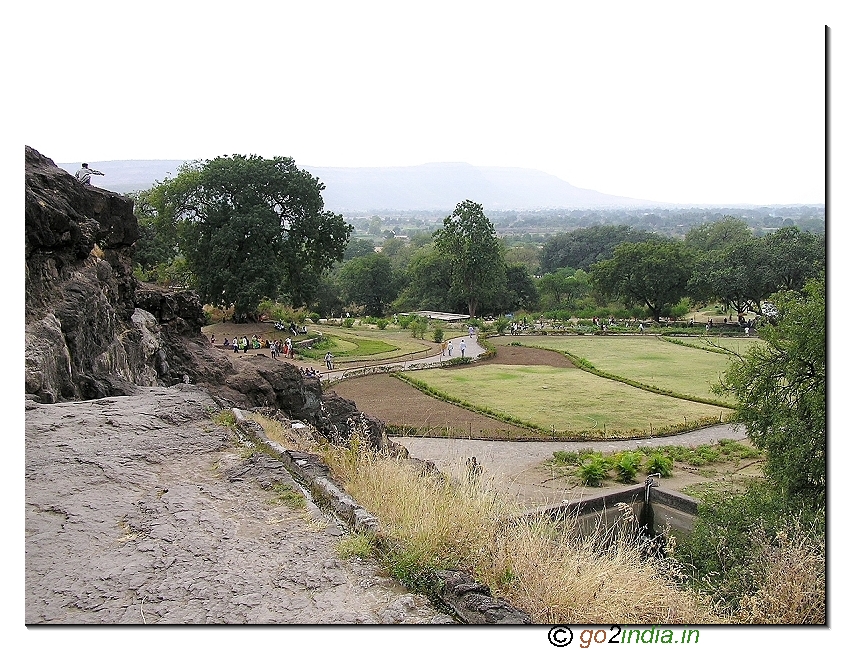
[376,318,389,330]
[644,452,673,478]
[309,312,321,323]
[432,325,444,343]
[409,317,428,339]
[579,455,608,486]
[343,318,355,328]
[494,317,510,334]
[614,452,641,483]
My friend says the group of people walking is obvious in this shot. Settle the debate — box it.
[219,335,295,358]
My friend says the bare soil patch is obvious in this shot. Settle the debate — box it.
[329,374,533,437]
[467,342,576,369]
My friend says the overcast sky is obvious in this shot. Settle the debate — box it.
[9,0,838,206]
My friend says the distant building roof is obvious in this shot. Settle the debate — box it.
[408,311,470,322]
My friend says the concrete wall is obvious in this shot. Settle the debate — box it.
[527,484,698,538]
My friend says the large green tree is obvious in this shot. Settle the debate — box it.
[715,276,825,506]
[139,154,351,317]
[591,240,695,321]
[763,227,825,292]
[337,253,397,316]
[684,216,753,252]
[539,225,657,273]
[433,200,506,317]
[687,238,772,314]
[391,246,457,313]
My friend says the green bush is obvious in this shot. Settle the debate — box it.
[579,455,609,486]
[343,318,355,328]
[644,452,673,478]
[494,317,510,334]
[376,318,389,330]
[409,317,428,339]
[309,312,321,323]
[614,452,641,483]
[432,325,444,343]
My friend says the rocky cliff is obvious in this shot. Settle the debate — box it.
[24,146,383,446]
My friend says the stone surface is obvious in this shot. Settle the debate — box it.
[23,146,388,448]
[25,386,450,624]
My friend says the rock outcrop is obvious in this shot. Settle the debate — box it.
[24,146,383,446]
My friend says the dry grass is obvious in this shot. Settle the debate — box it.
[321,438,720,624]
[736,524,825,624]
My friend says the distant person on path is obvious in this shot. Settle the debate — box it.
[74,163,104,185]
[447,341,453,356]
[232,338,239,353]
[468,325,475,338]
[441,341,448,357]
[460,339,466,358]
[325,351,334,370]
[466,456,482,485]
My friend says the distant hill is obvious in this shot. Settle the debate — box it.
[57,159,662,211]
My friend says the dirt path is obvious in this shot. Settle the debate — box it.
[25,385,449,624]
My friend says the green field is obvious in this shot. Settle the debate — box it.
[509,335,741,403]
[662,335,764,356]
[299,327,435,361]
[407,364,729,436]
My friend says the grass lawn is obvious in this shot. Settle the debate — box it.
[308,326,434,361]
[510,335,740,403]
[663,335,764,357]
[407,364,729,436]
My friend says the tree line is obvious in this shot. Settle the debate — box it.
[133,155,825,322]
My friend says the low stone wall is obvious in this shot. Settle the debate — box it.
[232,408,531,624]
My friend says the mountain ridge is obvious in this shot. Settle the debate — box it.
[56,159,666,211]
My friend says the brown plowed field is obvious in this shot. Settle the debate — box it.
[327,344,573,437]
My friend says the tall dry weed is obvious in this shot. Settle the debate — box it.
[323,440,719,624]
[736,523,825,624]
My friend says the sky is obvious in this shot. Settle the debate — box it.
[5,0,839,207]
[5,2,848,646]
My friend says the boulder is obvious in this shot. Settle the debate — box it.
[23,146,386,449]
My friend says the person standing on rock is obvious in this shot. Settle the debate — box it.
[74,163,104,185]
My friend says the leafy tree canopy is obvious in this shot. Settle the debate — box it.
[138,154,351,317]
[539,225,657,274]
[715,276,825,506]
[337,253,397,316]
[591,240,695,321]
[684,216,753,252]
[433,200,506,317]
